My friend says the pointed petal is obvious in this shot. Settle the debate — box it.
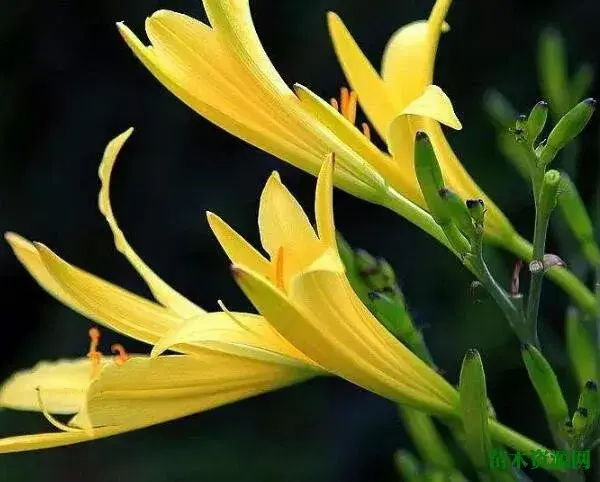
[117,22,324,177]
[206,212,271,278]
[99,128,203,318]
[381,0,451,107]
[4,233,94,320]
[293,84,406,191]
[70,355,314,432]
[381,21,431,109]
[314,155,337,249]
[0,355,313,453]
[34,243,181,345]
[258,173,323,269]
[151,311,318,369]
[232,265,457,416]
[290,269,458,413]
[327,12,396,139]
[0,427,122,454]
[401,85,462,130]
[0,359,97,414]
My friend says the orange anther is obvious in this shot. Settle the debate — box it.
[347,91,358,125]
[87,327,102,378]
[330,98,339,112]
[340,87,349,117]
[111,344,130,366]
[361,122,371,141]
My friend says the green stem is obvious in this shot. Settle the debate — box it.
[469,230,530,344]
[398,406,455,470]
[524,198,552,348]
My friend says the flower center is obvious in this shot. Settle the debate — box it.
[330,86,371,141]
[86,327,129,378]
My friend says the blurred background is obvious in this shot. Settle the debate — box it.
[1,0,599,480]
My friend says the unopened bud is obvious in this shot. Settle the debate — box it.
[558,174,600,265]
[414,132,447,223]
[538,98,596,166]
[566,308,596,389]
[571,380,599,440]
[526,100,549,145]
[466,199,485,226]
[438,188,477,240]
[539,169,561,214]
[459,349,492,469]
[522,344,569,429]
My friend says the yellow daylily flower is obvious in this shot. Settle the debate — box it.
[327,0,515,240]
[209,155,460,417]
[117,0,598,316]
[0,129,320,452]
[0,354,312,453]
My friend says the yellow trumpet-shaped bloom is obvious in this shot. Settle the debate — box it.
[327,0,513,242]
[117,1,470,242]
[209,156,460,417]
[117,0,598,317]
[0,130,320,452]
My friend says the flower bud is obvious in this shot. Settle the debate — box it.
[571,380,599,441]
[538,98,596,166]
[414,132,447,223]
[526,100,548,145]
[522,344,569,429]
[566,308,597,390]
[459,349,492,470]
[558,174,600,265]
[414,132,471,255]
[538,170,561,215]
[394,451,421,482]
[438,188,477,240]
[466,199,485,227]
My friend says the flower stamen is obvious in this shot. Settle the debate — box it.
[87,327,102,378]
[361,122,371,141]
[111,344,130,366]
[35,387,82,433]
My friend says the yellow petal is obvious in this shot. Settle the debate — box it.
[71,354,314,432]
[206,211,271,278]
[34,243,181,345]
[293,83,406,191]
[4,233,95,320]
[381,0,451,107]
[232,265,457,416]
[0,355,312,453]
[381,21,431,109]
[0,427,122,454]
[314,155,337,249]
[290,269,458,413]
[0,358,98,414]
[327,12,396,139]
[401,85,462,130]
[117,22,324,178]
[258,172,322,263]
[386,116,421,205]
[151,311,318,369]
[99,128,204,318]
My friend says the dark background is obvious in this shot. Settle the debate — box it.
[1,0,599,481]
